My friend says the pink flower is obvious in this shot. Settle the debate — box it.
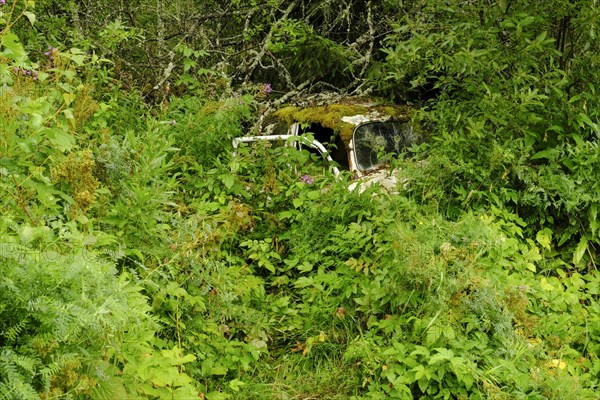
[262,83,273,94]
[300,175,314,185]
[44,46,57,57]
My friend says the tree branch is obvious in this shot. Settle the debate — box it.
[243,1,297,85]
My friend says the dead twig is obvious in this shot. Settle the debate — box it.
[11,176,36,226]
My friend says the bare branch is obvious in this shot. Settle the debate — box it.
[243,1,297,85]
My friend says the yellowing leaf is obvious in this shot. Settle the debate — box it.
[63,93,76,106]
[547,359,566,369]
[318,331,326,342]
[536,228,552,250]
[540,277,554,291]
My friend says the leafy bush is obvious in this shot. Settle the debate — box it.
[2,1,600,398]
[0,230,157,399]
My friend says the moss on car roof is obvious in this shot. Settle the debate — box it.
[271,101,411,143]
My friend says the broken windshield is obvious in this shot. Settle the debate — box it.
[353,121,416,171]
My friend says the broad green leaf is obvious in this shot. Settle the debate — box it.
[428,348,454,364]
[294,276,314,288]
[590,204,598,235]
[24,11,36,25]
[67,48,87,66]
[63,108,74,120]
[151,366,179,387]
[1,31,28,62]
[183,58,197,72]
[209,365,228,376]
[42,128,75,152]
[228,379,246,392]
[30,113,44,128]
[179,354,197,364]
[307,190,320,200]
[205,391,232,400]
[531,149,557,161]
[293,198,304,208]
[172,371,193,386]
[425,325,442,346]
[573,237,588,265]
[261,259,275,273]
[455,371,475,390]
[576,113,598,131]
[90,375,129,400]
[63,92,76,106]
[540,277,554,291]
[546,125,563,133]
[411,365,429,381]
[525,262,537,272]
[416,376,429,394]
[221,174,234,189]
[536,228,552,250]
[410,346,430,358]
[172,386,201,400]
[443,325,455,340]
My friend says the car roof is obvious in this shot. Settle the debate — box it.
[265,98,412,144]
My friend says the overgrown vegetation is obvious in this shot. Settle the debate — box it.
[1,0,599,398]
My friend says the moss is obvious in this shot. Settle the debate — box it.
[272,103,411,143]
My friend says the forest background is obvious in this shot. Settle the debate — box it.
[1,0,600,398]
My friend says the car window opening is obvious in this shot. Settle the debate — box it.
[299,123,350,170]
[353,121,417,171]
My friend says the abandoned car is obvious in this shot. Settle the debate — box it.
[232,100,425,191]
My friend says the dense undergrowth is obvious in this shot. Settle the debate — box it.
[2,1,600,399]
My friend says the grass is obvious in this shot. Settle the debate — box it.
[241,350,363,399]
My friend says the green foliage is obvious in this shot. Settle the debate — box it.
[369,0,600,266]
[0,232,153,399]
[166,95,255,167]
[267,19,354,84]
[0,18,200,399]
[2,1,600,398]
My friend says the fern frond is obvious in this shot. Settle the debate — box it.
[8,354,36,375]
[2,318,28,344]
[0,380,39,400]
[0,349,39,400]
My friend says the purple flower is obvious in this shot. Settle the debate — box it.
[44,46,57,57]
[300,174,314,185]
[0,0,6,5]
[262,83,273,94]
[14,68,39,79]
